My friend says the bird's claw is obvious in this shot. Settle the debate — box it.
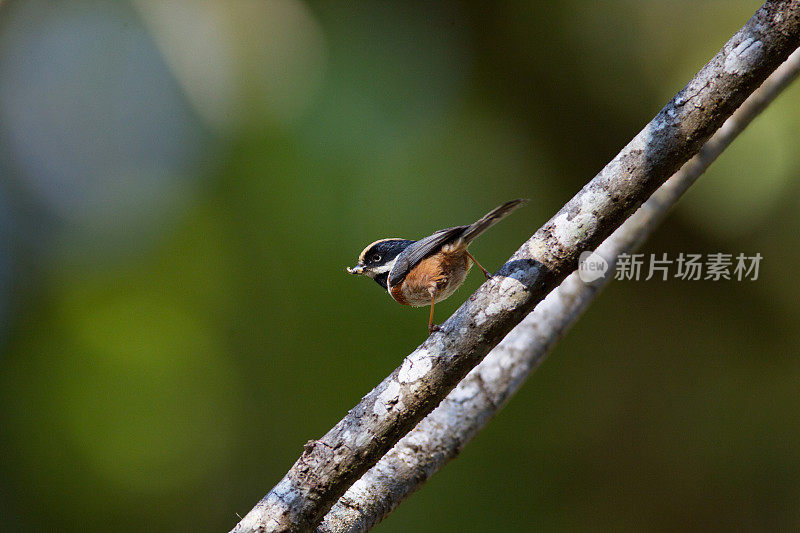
[428,324,441,334]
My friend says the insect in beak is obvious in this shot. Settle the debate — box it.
[347,265,366,275]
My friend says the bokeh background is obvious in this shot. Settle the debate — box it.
[0,1,798,531]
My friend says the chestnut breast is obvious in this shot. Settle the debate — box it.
[389,246,472,307]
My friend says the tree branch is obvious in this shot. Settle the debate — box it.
[317,45,800,533]
[232,2,800,531]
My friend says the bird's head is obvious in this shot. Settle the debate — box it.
[347,238,414,288]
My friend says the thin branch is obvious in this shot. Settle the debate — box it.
[317,46,800,533]
[232,3,800,531]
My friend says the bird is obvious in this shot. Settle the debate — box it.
[347,199,528,333]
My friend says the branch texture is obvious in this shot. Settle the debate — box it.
[317,46,800,533]
[232,2,800,531]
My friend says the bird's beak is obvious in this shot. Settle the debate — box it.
[347,264,365,275]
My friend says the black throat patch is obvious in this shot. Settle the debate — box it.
[373,271,389,289]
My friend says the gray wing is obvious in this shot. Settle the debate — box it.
[388,225,468,286]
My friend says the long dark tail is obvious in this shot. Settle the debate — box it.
[460,198,528,244]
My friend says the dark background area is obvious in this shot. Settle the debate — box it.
[0,1,798,531]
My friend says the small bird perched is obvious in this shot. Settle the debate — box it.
[347,199,528,333]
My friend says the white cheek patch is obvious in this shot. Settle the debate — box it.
[366,257,397,278]
[372,263,393,274]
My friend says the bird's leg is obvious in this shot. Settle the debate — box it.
[465,250,492,279]
[428,289,440,333]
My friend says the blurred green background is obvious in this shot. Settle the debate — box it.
[0,1,798,531]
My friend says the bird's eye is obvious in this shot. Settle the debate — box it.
[371,254,382,263]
